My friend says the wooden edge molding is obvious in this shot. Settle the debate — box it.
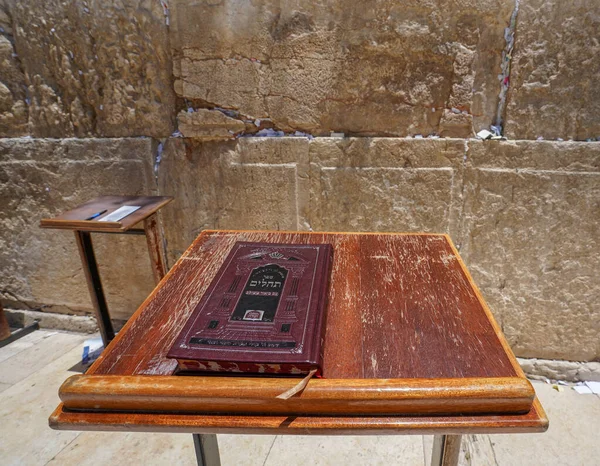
[49,398,549,435]
[202,229,447,237]
[59,375,534,417]
[39,218,124,230]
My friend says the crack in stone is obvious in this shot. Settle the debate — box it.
[493,0,520,135]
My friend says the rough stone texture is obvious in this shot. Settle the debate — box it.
[158,137,310,264]
[1,135,599,363]
[12,0,175,138]
[4,308,98,334]
[177,109,247,140]
[170,0,513,137]
[459,140,600,361]
[518,357,600,383]
[504,0,600,140]
[0,138,157,320]
[308,138,466,233]
[0,1,28,137]
[158,137,468,264]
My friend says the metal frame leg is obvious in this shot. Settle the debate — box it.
[74,231,114,346]
[431,435,462,466]
[193,434,220,466]
[143,213,168,284]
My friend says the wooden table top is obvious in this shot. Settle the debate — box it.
[40,195,173,232]
[50,230,548,434]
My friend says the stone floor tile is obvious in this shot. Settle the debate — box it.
[490,381,600,466]
[217,434,279,466]
[0,331,87,385]
[46,432,197,466]
[425,381,600,466]
[0,381,10,393]
[0,329,56,364]
[264,435,425,466]
[0,342,86,466]
[47,432,277,465]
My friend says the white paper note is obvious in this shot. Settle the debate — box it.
[585,381,600,394]
[98,205,141,222]
[573,385,593,394]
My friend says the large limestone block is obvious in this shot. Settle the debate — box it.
[158,137,309,264]
[177,109,247,140]
[459,140,600,361]
[13,0,175,138]
[171,0,513,137]
[0,138,156,320]
[0,2,28,136]
[308,138,465,234]
[504,0,600,140]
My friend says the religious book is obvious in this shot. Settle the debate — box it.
[167,242,333,375]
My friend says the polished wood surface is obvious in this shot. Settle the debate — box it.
[50,397,547,435]
[59,375,534,416]
[40,195,173,232]
[51,230,548,434]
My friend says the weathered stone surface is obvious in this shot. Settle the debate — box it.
[4,308,98,334]
[171,0,513,137]
[459,140,600,361]
[158,137,309,264]
[13,0,175,138]
[504,0,600,140]
[0,1,28,136]
[0,136,598,365]
[0,138,157,320]
[308,138,465,234]
[177,109,246,140]
[518,357,600,382]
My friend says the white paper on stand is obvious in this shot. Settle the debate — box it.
[98,205,141,222]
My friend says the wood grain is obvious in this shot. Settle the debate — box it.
[50,397,548,435]
[60,375,534,416]
[40,195,173,232]
[90,231,517,380]
[51,230,548,434]
[143,213,168,284]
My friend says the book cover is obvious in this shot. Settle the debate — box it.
[167,242,333,375]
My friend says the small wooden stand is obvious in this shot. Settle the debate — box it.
[40,196,173,346]
[50,230,548,466]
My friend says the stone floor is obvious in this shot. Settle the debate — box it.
[0,330,599,466]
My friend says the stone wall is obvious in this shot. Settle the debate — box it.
[0,0,598,364]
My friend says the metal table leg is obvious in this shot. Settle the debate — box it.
[431,435,462,466]
[74,231,114,346]
[193,434,221,466]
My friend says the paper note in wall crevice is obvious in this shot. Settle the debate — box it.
[98,205,141,222]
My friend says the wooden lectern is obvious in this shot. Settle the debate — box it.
[50,230,547,466]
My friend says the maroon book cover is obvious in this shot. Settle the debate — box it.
[167,242,333,375]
